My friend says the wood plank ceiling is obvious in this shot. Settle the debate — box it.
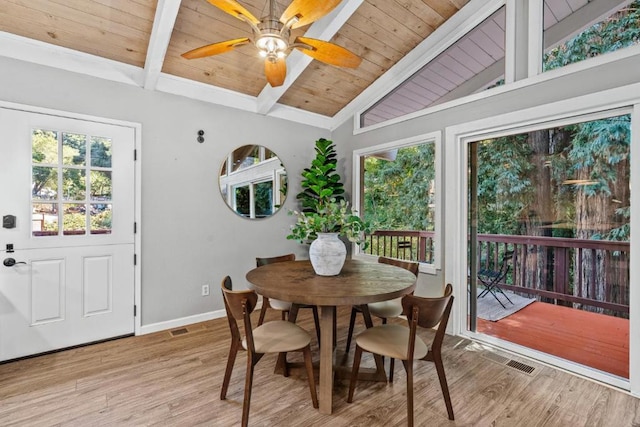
[0,0,469,119]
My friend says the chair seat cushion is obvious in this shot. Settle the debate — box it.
[243,320,311,353]
[368,299,403,319]
[355,324,428,360]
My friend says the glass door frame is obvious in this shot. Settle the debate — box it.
[444,87,639,395]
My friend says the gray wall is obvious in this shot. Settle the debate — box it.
[0,56,329,326]
[333,52,640,292]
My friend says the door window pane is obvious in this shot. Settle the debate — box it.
[234,186,250,217]
[32,130,58,164]
[32,203,58,236]
[90,204,112,235]
[62,133,86,166]
[63,203,86,235]
[32,166,58,200]
[90,136,112,167]
[62,168,86,200]
[90,171,112,200]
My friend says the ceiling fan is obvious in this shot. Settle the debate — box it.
[181,0,362,87]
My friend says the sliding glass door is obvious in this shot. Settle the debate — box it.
[467,111,631,380]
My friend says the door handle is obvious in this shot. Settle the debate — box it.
[3,258,27,267]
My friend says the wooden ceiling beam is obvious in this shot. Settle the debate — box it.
[143,0,183,90]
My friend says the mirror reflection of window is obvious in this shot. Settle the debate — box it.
[219,145,287,219]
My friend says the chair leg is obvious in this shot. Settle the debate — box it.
[302,346,319,408]
[402,360,414,427]
[433,350,454,420]
[220,338,240,400]
[258,299,269,326]
[311,306,321,346]
[345,306,357,352]
[389,357,395,383]
[242,354,256,427]
[347,345,363,403]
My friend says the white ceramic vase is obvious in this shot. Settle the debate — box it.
[309,232,347,276]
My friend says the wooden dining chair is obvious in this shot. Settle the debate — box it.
[347,284,455,425]
[256,254,321,344]
[345,256,419,354]
[220,276,318,427]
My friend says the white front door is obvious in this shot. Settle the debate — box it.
[0,107,136,361]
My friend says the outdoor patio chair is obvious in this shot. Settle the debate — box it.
[347,284,455,425]
[220,276,318,427]
[478,250,514,309]
[255,254,321,344]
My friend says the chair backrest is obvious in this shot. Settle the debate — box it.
[402,283,453,329]
[378,256,419,277]
[256,253,295,267]
[220,276,258,321]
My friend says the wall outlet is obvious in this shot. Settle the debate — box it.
[201,284,210,296]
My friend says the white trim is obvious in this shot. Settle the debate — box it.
[630,102,640,397]
[142,0,182,90]
[0,31,144,87]
[139,309,227,335]
[0,99,144,338]
[528,0,543,77]
[504,0,517,84]
[133,123,143,336]
[352,131,441,274]
[354,44,640,134]
[446,82,640,391]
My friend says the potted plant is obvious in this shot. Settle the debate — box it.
[287,138,370,275]
[287,198,369,275]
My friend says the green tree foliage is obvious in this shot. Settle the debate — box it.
[363,143,436,230]
[545,2,640,71]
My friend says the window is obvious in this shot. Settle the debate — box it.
[32,129,113,236]
[543,0,639,72]
[360,6,506,128]
[354,133,441,272]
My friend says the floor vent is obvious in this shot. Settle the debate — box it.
[170,328,189,337]
[481,350,537,376]
[506,360,536,374]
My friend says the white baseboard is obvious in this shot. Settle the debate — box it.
[137,299,264,336]
[138,309,227,335]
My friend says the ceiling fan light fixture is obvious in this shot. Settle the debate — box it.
[256,34,288,58]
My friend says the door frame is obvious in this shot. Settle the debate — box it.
[0,100,143,336]
[444,83,640,395]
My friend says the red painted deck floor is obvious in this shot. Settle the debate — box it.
[476,301,629,378]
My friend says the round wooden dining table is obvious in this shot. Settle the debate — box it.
[246,259,417,414]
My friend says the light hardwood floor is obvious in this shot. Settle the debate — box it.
[1,307,638,426]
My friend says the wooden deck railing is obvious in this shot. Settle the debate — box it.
[364,230,630,317]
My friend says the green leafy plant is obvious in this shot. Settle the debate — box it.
[287,198,370,248]
[296,138,345,212]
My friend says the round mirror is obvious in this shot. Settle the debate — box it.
[219,145,287,219]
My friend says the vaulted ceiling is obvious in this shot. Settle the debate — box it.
[0,0,470,127]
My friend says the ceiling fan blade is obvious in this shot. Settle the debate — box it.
[280,0,341,29]
[265,58,286,87]
[206,0,260,24]
[181,37,250,59]
[295,37,362,68]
